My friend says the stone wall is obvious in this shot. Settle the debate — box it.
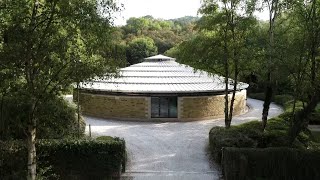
[76,90,247,121]
[78,93,148,120]
[180,90,247,120]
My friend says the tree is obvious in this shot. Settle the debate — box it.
[126,37,158,64]
[284,0,320,143]
[0,0,122,179]
[175,0,258,128]
[121,16,198,55]
[261,0,282,130]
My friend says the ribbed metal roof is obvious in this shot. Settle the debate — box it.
[80,55,248,93]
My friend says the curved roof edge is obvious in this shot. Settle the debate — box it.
[144,54,175,61]
[78,88,247,97]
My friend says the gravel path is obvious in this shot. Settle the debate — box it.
[84,98,283,180]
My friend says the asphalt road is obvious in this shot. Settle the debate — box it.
[84,98,283,180]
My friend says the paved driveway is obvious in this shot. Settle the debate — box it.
[84,98,283,180]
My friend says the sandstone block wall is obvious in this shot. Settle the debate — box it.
[78,93,148,120]
[180,90,247,120]
[76,90,247,121]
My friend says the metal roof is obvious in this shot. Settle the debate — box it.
[80,55,249,93]
[144,54,175,61]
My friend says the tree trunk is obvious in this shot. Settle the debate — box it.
[228,69,238,124]
[262,0,278,130]
[27,125,36,180]
[223,38,230,128]
[27,101,37,180]
[262,83,273,131]
[225,81,230,128]
[289,91,320,144]
[0,93,4,139]
[228,9,238,124]
[77,82,80,137]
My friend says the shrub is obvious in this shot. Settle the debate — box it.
[247,93,265,101]
[248,93,294,107]
[0,137,126,179]
[0,140,27,179]
[96,136,115,141]
[209,122,262,162]
[209,118,302,162]
[309,111,320,125]
[222,147,320,180]
[273,94,294,106]
[0,95,85,140]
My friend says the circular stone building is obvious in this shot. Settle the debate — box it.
[76,55,248,121]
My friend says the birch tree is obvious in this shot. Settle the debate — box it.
[0,0,121,179]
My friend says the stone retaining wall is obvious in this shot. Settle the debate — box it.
[180,90,247,120]
[78,93,148,120]
[76,90,247,121]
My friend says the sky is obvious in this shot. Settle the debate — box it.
[114,0,202,25]
[113,0,269,26]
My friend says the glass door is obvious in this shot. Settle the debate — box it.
[151,96,177,118]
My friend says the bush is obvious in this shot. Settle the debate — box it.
[248,93,294,107]
[209,118,306,162]
[222,147,320,180]
[0,137,126,179]
[273,94,294,106]
[309,110,320,125]
[0,95,85,140]
[96,136,115,141]
[209,121,263,162]
[247,93,265,101]
[0,140,27,179]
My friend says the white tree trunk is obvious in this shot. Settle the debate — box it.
[27,124,36,180]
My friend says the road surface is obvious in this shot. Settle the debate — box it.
[84,98,283,180]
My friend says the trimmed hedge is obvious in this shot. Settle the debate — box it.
[0,137,126,179]
[208,117,314,163]
[222,147,320,180]
[209,120,293,162]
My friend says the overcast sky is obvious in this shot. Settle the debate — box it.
[113,0,269,26]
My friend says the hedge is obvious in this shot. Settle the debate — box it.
[222,147,320,180]
[208,120,295,162]
[0,137,126,179]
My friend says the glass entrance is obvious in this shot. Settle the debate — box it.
[151,97,177,118]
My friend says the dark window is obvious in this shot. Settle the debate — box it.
[151,97,177,118]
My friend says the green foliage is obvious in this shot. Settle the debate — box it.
[0,1,123,177]
[274,95,294,107]
[96,136,115,141]
[121,16,198,57]
[247,93,265,101]
[209,124,259,161]
[311,131,320,143]
[0,140,27,179]
[248,93,294,107]
[0,96,85,140]
[208,116,310,162]
[222,147,320,180]
[0,138,126,179]
[126,37,158,64]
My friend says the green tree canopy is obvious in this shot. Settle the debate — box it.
[0,0,122,179]
[126,37,158,64]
